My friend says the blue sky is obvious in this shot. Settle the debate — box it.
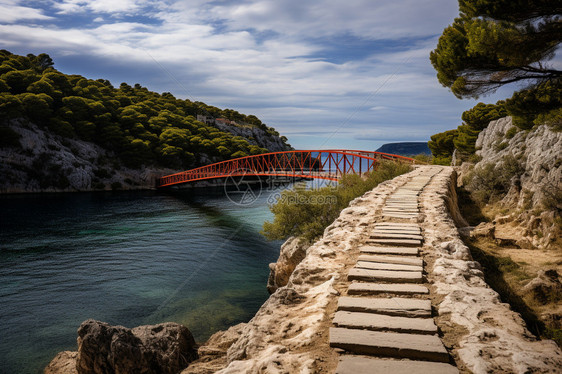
[0,0,552,150]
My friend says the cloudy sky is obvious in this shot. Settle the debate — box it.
[0,0,529,149]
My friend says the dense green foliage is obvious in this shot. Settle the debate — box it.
[430,0,561,99]
[455,101,508,155]
[506,80,562,130]
[428,129,458,165]
[428,100,507,162]
[262,161,412,242]
[0,50,286,169]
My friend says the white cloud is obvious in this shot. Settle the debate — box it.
[53,0,153,15]
[210,0,458,40]
[1,0,516,149]
[0,2,53,23]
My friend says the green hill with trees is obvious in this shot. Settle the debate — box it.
[0,50,290,171]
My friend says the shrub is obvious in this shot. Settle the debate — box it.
[505,127,518,139]
[262,161,412,242]
[466,154,524,205]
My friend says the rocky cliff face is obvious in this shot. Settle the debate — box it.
[0,118,291,194]
[0,120,176,193]
[213,122,291,152]
[465,116,561,248]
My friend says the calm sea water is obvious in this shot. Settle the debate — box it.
[0,188,283,374]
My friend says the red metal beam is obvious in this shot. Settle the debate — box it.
[156,150,417,188]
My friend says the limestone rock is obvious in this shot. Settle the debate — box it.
[76,319,197,374]
[522,270,562,305]
[213,121,290,152]
[470,222,495,239]
[267,237,308,294]
[44,351,78,374]
[0,119,176,193]
[472,117,562,249]
[422,168,562,373]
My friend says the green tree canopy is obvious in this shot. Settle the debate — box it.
[430,0,562,98]
[0,50,290,170]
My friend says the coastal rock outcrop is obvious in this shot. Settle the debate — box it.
[266,236,308,294]
[44,351,78,374]
[0,120,176,193]
[76,319,198,374]
[182,170,419,373]
[46,319,199,374]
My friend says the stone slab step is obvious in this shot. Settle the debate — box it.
[373,229,420,234]
[370,233,423,240]
[355,261,422,272]
[374,222,420,228]
[367,238,422,247]
[337,296,431,317]
[358,254,423,266]
[335,357,459,374]
[333,311,437,334]
[383,205,419,209]
[373,227,421,235]
[382,214,420,219]
[360,246,419,256]
[348,282,429,295]
[382,209,420,214]
[329,328,449,362]
[348,268,423,283]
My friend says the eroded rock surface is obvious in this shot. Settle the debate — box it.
[267,236,309,294]
[44,351,78,374]
[422,168,562,373]
[0,120,175,193]
[467,116,562,248]
[76,319,198,374]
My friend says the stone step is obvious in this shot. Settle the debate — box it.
[348,282,429,295]
[372,229,421,235]
[335,357,459,374]
[337,296,431,317]
[370,233,424,241]
[355,261,422,272]
[329,328,449,362]
[382,209,420,214]
[348,268,423,283]
[360,246,419,256]
[367,238,422,247]
[382,214,420,219]
[333,311,438,334]
[373,222,420,228]
[383,205,419,209]
[375,222,421,232]
[358,254,423,266]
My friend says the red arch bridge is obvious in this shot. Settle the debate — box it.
[156,150,418,188]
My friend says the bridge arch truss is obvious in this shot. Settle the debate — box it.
[156,150,417,188]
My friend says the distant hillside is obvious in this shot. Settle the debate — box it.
[0,50,291,193]
[376,142,431,156]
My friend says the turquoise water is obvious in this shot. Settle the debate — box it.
[0,188,283,374]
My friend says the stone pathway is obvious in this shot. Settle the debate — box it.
[329,168,460,374]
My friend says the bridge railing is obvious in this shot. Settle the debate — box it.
[156,150,417,188]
